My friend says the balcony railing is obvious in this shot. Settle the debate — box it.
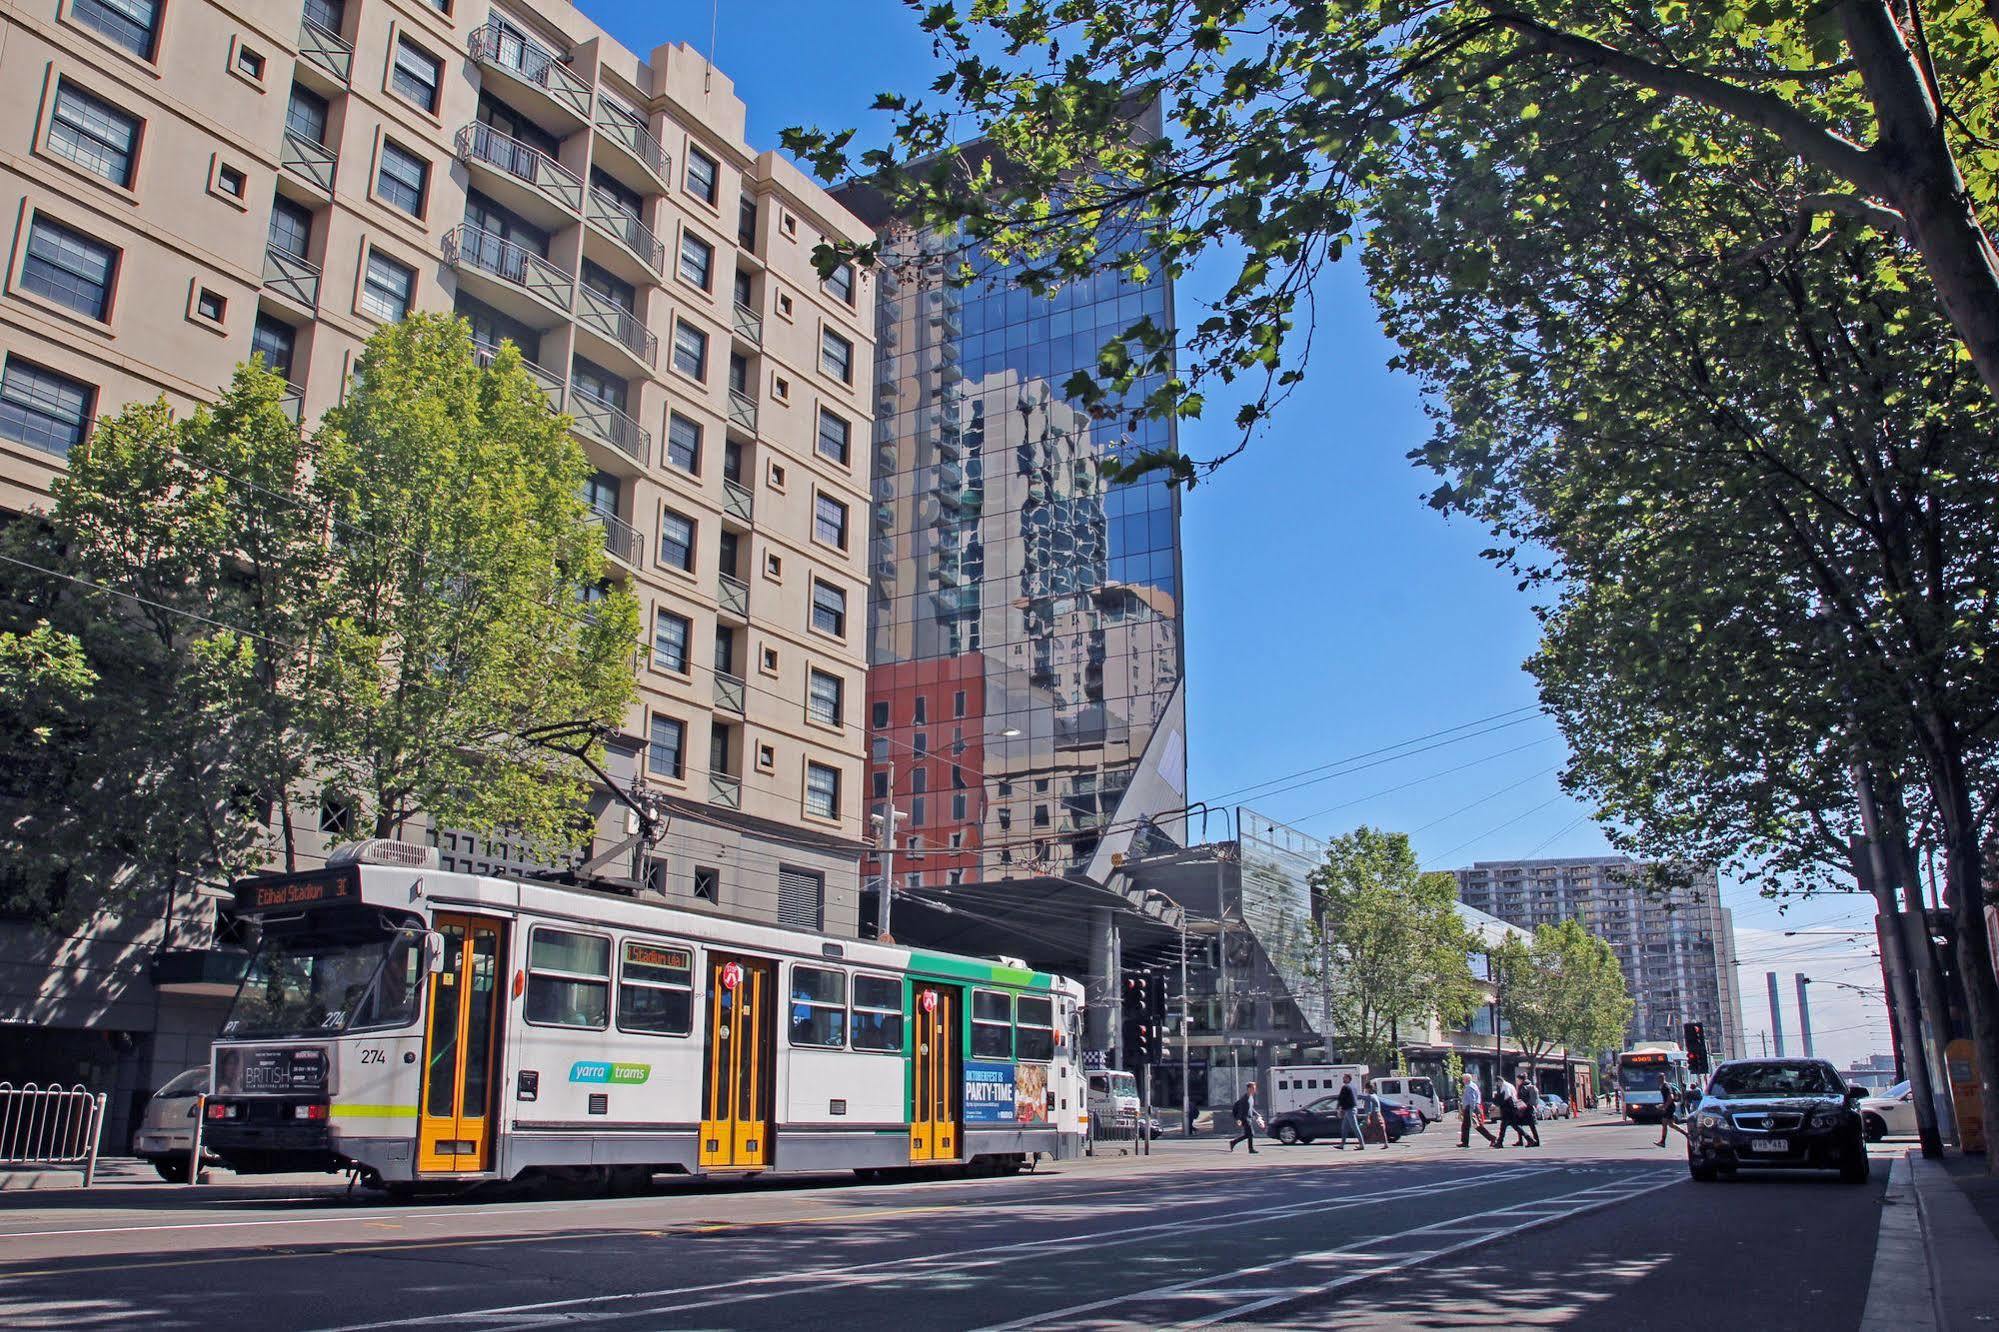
[277,382,305,424]
[280,129,338,194]
[456,122,582,215]
[471,339,566,411]
[732,301,763,345]
[467,19,591,120]
[717,573,749,619]
[722,478,754,524]
[713,671,746,716]
[298,17,352,85]
[585,189,665,273]
[576,285,658,368]
[569,391,650,465]
[262,245,321,310]
[442,224,573,314]
[708,772,742,809]
[592,508,643,567]
[727,390,758,434]
[593,104,670,182]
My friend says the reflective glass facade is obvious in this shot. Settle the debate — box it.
[858,218,1187,888]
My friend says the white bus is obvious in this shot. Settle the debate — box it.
[1616,1043,1693,1121]
[202,845,1087,1194]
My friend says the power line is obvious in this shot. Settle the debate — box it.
[1428,794,1572,864]
[1283,740,1561,829]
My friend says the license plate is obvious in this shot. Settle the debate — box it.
[1751,1138,1789,1153]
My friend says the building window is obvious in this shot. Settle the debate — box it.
[810,580,846,637]
[971,990,1013,1059]
[816,408,850,465]
[22,218,117,320]
[826,262,855,306]
[807,669,842,727]
[303,0,344,34]
[693,865,719,901]
[0,358,94,456]
[671,320,707,380]
[789,966,846,1048]
[215,164,247,199]
[952,793,968,821]
[851,974,903,1052]
[814,494,848,549]
[48,81,140,187]
[872,771,888,798]
[910,768,927,794]
[287,84,329,144]
[391,36,443,112]
[665,412,700,473]
[685,146,718,204]
[652,609,691,673]
[954,689,967,718]
[820,328,853,383]
[318,794,353,835]
[361,251,414,321]
[910,796,926,826]
[778,865,824,930]
[648,714,685,780]
[870,700,889,729]
[678,232,713,290]
[376,140,429,216]
[804,762,839,819]
[235,45,266,80]
[195,288,226,322]
[617,938,693,1036]
[268,196,313,260]
[73,0,161,59]
[913,697,927,724]
[250,313,296,380]
[524,928,610,1028]
[657,508,695,571]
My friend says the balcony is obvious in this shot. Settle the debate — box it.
[297,17,352,87]
[262,245,321,310]
[278,381,306,424]
[467,19,591,125]
[568,391,650,467]
[442,225,573,321]
[280,129,337,195]
[722,478,754,524]
[727,389,758,434]
[717,573,749,620]
[456,122,582,224]
[708,772,742,810]
[713,671,746,716]
[591,508,643,568]
[732,301,763,346]
[472,338,566,412]
[575,285,658,371]
[585,188,665,275]
[593,104,670,186]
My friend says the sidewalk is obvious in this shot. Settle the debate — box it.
[0,1156,348,1198]
[1910,1151,1999,1331]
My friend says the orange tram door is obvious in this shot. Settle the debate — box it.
[909,984,961,1163]
[700,954,776,1168]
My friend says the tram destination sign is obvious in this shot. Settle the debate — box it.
[234,869,362,915]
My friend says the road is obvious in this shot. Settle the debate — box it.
[0,1114,1897,1329]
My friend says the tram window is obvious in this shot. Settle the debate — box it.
[790,965,847,1048]
[1015,995,1055,1062]
[524,927,610,1028]
[971,989,1013,1059]
[850,974,903,1052]
[617,939,693,1036]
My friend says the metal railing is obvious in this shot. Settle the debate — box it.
[727,389,758,434]
[471,339,566,411]
[586,188,665,273]
[732,301,763,345]
[442,225,574,313]
[717,572,749,618]
[723,478,755,524]
[592,508,643,566]
[467,19,591,119]
[0,1083,106,1185]
[456,122,583,214]
[713,671,746,715]
[593,104,670,182]
[708,772,742,809]
[262,245,321,310]
[576,285,658,368]
[297,17,353,85]
[280,129,338,194]
[278,382,305,424]
[569,391,650,465]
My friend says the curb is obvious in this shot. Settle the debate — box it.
[1907,1152,1999,1331]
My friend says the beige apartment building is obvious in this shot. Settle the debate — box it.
[0,0,876,1141]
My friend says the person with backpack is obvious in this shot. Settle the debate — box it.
[1333,1073,1361,1149]
[1655,1073,1682,1147]
[1459,1073,1497,1147]
[1516,1077,1543,1147]
[1228,1082,1261,1154]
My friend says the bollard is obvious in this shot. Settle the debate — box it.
[188,1094,206,1186]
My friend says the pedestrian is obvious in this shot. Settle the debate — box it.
[1516,1078,1542,1147]
[1490,1073,1529,1148]
[1333,1073,1361,1149]
[1228,1083,1260,1154]
[1361,1080,1391,1150]
[1655,1074,1682,1147]
[1459,1073,1496,1147]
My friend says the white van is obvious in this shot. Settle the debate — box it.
[1372,1075,1443,1124]
[1087,1070,1141,1127]
[1268,1064,1371,1115]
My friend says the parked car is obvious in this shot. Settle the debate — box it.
[1269,1093,1419,1145]
[1686,1057,1870,1184]
[132,1068,212,1182]
[1534,1097,1572,1121]
[1858,1080,1917,1141]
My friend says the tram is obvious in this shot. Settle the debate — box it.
[202,843,1087,1191]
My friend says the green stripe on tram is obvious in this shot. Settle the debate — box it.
[906,951,1053,989]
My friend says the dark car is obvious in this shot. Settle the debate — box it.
[1686,1057,1870,1184]
[1270,1093,1416,1145]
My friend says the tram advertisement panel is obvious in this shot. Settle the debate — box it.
[1015,1064,1048,1123]
[964,1061,1016,1124]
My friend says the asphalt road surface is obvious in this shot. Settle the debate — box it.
[0,1115,1896,1329]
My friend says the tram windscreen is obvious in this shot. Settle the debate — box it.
[223,919,422,1039]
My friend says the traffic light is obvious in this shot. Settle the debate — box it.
[1145,970,1168,1027]
[1684,1021,1710,1074]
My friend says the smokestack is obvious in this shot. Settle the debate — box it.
[1767,972,1785,1056]
[1796,974,1815,1058]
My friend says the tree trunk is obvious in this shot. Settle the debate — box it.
[1842,1,1999,408]
[1882,779,1962,1143]
[1854,758,1946,1156]
[1933,750,1999,1174]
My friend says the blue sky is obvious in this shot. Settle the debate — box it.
[582,1,1891,1066]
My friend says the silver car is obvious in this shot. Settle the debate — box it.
[131,1068,211,1181]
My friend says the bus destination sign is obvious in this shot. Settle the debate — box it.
[235,871,361,915]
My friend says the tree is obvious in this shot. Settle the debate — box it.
[1309,826,1482,1067]
[787,2,1999,479]
[1493,919,1634,1080]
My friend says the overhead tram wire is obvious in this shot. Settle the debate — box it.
[1427,794,1573,864]
[1197,707,1546,808]
[1279,737,1562,829]
[1407,764,1565,836]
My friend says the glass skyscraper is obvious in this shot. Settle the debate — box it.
[839,192,1189,898]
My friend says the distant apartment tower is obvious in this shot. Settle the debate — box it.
[1454,856,1745,1058]
[0,0,873,1139]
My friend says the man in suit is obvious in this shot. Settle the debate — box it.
[1228,1083,1260,1153]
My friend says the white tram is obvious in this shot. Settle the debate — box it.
[203,845,1087,1191]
